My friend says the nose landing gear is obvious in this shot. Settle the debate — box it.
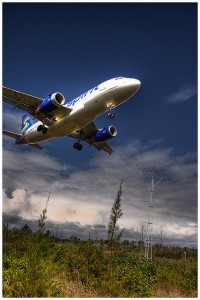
[107,111,115,119]
[107,103,115,119]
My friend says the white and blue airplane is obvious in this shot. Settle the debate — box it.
[3,77,141,154]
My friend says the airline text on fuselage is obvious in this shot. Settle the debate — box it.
[66,86,99,107]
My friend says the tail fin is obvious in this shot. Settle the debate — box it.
[21,113,32,134]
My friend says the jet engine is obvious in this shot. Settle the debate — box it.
[92,126,117,143]
[36,92,65,114]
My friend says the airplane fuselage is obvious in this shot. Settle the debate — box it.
[19,77,141,145]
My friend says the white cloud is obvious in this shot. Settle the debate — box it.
[3,139,197,247]
[165,84,197,104]
[3,109,24,132]
[3,188,41,219]
[3,148,72,192]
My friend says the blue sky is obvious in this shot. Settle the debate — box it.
[3,3,197,247]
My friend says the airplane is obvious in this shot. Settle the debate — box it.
[3,77,141,155]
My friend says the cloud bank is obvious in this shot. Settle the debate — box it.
[3,137,197,248]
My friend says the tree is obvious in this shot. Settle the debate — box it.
[107,180,124,287]
[21,224,32,234]
[38,190,51,234]
[38,207,48,234]
[107,180,124,243]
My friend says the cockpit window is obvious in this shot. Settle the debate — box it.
[115,77,124,80]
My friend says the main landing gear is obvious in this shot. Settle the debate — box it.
[73,130,83,151]
[37,124,48,134]
[73,142,83,151]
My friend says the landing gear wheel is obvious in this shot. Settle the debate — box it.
[77,143,83,151]
[73,142,83,151]
[42,127,48,134]
[73,142,78,149]
[107,112,115,119]
[37,125,43,132]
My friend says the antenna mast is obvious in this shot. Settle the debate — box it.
[136,164,167,261]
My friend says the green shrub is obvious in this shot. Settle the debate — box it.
[2,226,197,298]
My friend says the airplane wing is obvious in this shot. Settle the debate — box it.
[3,87,72,126]
[68,121,114,155]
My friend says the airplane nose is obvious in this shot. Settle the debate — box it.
[135,79,141,86]
[127,78,141,93]
[116,77,141,97]
[132,79,141,89]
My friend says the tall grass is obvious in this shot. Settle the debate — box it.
[3,225,197,298]
[3,195,197,298]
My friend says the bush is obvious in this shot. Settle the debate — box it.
[2,226,198,298]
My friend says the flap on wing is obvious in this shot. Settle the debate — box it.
[80,121,98,136]
[67,121,98,140]
[3,87,43,108]
[3,87,72,126]
[3,96,36,115]
[90,141,113,155]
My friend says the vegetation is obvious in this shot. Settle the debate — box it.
[2,186,197,297]
[3,223,197,298]
[107,180,124,243]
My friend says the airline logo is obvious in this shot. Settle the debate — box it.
[21,114,32,135]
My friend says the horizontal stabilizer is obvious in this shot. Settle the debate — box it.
[29,143,43,150]
[3,130,21,140]
[3,130,43,150]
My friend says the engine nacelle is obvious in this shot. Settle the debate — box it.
[36,92,65,114]
[92,126,117,143]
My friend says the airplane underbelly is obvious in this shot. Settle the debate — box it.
[84,95,106,118]
[83,88,133,118]
[46,107,93,137]
[51,122,80,137]
[25,130,52,143]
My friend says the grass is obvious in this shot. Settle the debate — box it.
[3,225,198,298]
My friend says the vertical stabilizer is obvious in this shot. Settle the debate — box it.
[21,113,33,135]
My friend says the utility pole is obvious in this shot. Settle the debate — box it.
[136,164,168,261]
[160,226,163,250]
[141,225,144,244]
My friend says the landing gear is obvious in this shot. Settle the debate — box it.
[73,142,83,151]
[37,124,48,134]
[107,105,115,119]
[73,130,83,151]
[107,111,115,119]
[37,125,43,132]
[42,127,48,134]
